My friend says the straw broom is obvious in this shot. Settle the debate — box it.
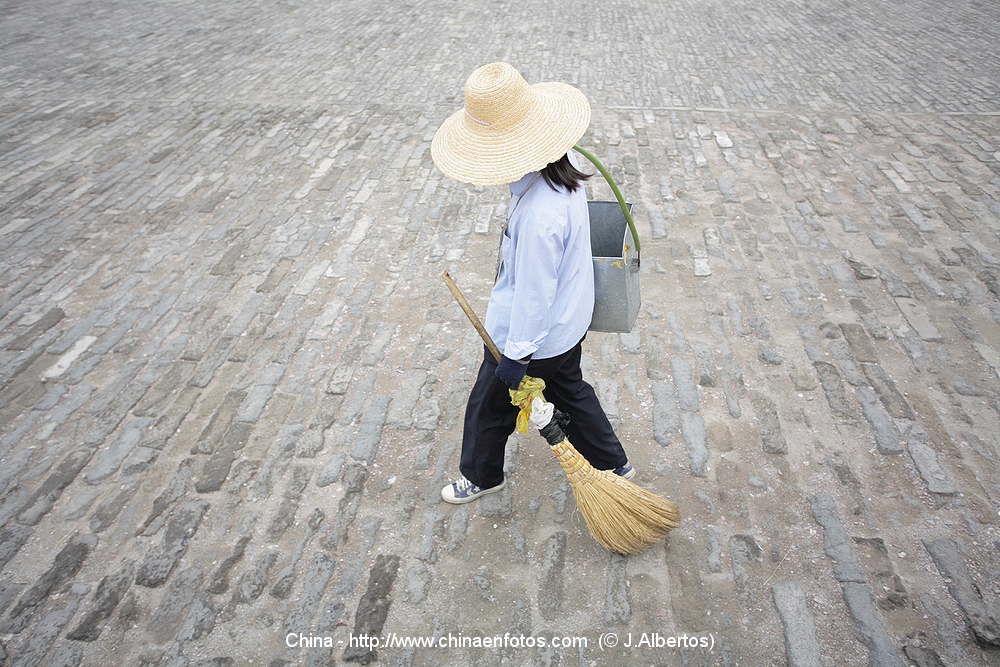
[442,271,680,555]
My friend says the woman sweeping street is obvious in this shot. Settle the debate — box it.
[430,62,636,504]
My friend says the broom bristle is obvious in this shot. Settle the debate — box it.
[550,439,680,555]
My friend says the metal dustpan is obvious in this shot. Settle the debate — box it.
[573,145,642,334]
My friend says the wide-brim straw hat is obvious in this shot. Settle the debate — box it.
[431,62,591,187]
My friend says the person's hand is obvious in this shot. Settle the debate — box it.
[495,355,529,389]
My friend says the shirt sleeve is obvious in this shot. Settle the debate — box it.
[503,208,566,360]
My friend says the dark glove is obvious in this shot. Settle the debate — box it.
[495,354,531,389]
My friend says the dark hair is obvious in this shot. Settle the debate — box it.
[541,153,592,194]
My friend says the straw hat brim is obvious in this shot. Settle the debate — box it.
[431,82,591,187]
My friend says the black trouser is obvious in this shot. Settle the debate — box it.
[460,333,628,489]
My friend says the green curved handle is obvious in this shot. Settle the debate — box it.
[573,144,641,256]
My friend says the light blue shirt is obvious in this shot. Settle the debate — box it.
[484,149,595,360]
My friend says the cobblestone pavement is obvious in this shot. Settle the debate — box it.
[1,0,999,665]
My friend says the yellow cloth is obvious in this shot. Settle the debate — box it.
[509,375,546,432]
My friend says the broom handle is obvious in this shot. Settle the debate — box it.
[442,270,571,438]
[441,270,503,363]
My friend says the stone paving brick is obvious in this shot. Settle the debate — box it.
[16,448,94,526]
[650,380,679,446]
[83,417,153,484]
[4,582,89,667]
[38,334,96,380]
[195,422,254,494]
[860,362,915,420]
[813,360,856,423]
[898,420,958,495]
[269,508,324,600]
[89,479,141,534]
[840,322,880,363]
[135,500,209,588]
[854,386,905,454]
[749,391,788,455]
[65,560,135,641]
[148,566,205,645]
[923,538,1000,648]
[771,580,822,667]
[5,307,64,351]
[603,554,631,625]
[282,551,336,645]
[811,494,906,666]
[342,554,400,664]
[1,534,95,634]
[895,297,944,342]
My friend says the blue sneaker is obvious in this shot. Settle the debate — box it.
[441,475,506,504]
[612,461,636,480]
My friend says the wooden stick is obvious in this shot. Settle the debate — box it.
[441,270,502,362]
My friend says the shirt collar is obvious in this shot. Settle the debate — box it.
[508,170,541,197]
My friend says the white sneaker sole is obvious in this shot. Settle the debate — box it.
[609,465,636,480]
[441,479,506,505]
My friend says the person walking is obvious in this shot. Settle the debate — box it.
[430,62,634,504]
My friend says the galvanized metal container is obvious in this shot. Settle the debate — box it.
[572,145,642,334]
[588,200,640,333]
